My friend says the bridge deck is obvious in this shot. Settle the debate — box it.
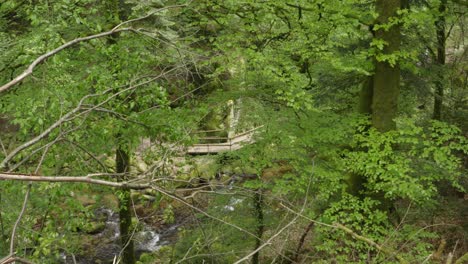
[187,126,261,154]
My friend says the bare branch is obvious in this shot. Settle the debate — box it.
[0,2,193,95]
[233,214,299,264]
[0,28,131,94]
[1,67,180,170]
[0,173,150,189]
[111,4,189,31]
[64,139,108,171]
[334,223,408,264]
[9,183,31,255]
[0,137,7,157]
[0,91,99,169]
[0,255,35,264]
[455,252,468,264]
[150,185,260,239]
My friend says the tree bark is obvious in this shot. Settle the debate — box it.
[116,146,136,264]
[113,2,135,262]
[291,221,314,262]
[433,0,446,120]
[372,0,401,132]
[252,190,264,264]
[359,76,374,115]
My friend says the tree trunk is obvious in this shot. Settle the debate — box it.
[359,76,374,115]
[350,33,376,197]
[116,146,136,264]
[252,190,264,264]
[292,221,315,262]
[433,0,446,120]
[372,0,401,132]
[112,2,134,262]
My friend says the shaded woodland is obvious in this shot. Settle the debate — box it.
[0,0,467,263]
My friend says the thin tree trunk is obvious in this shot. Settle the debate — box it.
[433,0,447,120]
[116,146,135,264]
[112,1,134,262]
[252,190,264,264]
[292,221,315,262]
[0,192,5,243]
[372,0,401,132]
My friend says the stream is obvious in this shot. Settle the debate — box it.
[60,208,179,264]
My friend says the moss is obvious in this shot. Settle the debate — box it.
[372,0,401,132]
[76,194,96,207]
[83,222,106,235]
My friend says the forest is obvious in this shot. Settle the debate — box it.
[0,0,467,263]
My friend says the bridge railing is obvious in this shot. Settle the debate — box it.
[187,126,263,154]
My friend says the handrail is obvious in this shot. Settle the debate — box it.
[192,129,224,134]
[187,126,263,154]
[229,125,264,139]
[197,136,229,140]
[193,125,264,142]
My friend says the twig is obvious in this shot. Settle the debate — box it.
[64,139,108,171]
[9,183,32,255]
[235,161,316,263]
[0,254,13,264]
[150,185,259,239]
[0,91,100,169]
[455,252,468,264]
[0,255,35,264]
[0,137,7,157]
[1,67,180,169]
[111,4,189,31]
[280,203,409,263]
[334,223,408,264]
[377,202,412,261]
[233,214,299,264]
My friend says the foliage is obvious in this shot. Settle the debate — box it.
[0,0,467,263]
[345,118,466,201]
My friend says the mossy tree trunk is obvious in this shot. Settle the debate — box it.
[349,76,370,195]
[110,1,135,262]
[433,0,447,120]
[351,1,403,198]
[372,0,402,132]
[116,146,136,264]
[359,76,374,116]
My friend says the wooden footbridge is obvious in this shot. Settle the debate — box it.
[187,126,263,154]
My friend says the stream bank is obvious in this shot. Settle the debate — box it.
[59,206,183,264]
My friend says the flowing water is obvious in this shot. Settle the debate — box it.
[60,207,177,264]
